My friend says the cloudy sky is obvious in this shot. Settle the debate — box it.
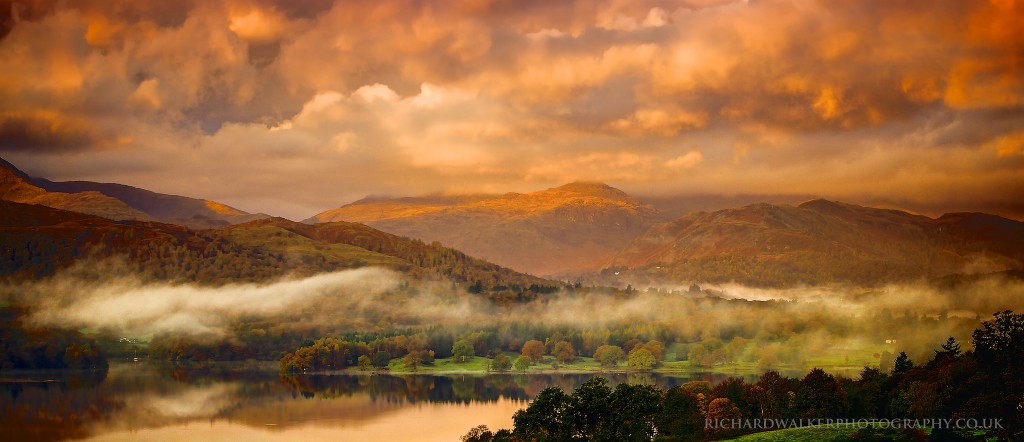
[1,0,1022,220]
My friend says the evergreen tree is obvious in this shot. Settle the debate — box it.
[893,351,914,373]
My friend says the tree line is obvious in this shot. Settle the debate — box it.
[0,306,108,370]
[462,310,1024,441]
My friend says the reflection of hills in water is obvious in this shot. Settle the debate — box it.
[280,371,762,405]
[0,362,761,440]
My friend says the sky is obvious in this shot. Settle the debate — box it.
[0,0,1022,221]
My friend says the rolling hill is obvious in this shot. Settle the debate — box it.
[607,199,1024,287]
[1,156,269,229]
[31,177,270,229]
[1,157,152,221]
[8,151,1021,289]
[0,200,557,299]
[305,182,664,276]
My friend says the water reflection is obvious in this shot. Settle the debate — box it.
[1,363,753,441]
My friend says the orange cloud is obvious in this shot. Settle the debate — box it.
[0,0,1021,220]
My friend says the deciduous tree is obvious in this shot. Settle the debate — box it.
[521,340,545,363]
[490,353,512,371]
[453,339,475,363]
[594,344,625,368]
[628,347,656,370]
[552,341,575,364]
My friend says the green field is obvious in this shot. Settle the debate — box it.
[722,424,872,441]
[386,355,496,373]
[378,353,868,376]
[721,423,932,441]
[392,339,894,377]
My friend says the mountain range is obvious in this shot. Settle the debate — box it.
[307,184,1024,286]
[3,157,1022,288]
[0,199,556,302]
[306,182,663,276]
[608,199,1024,287]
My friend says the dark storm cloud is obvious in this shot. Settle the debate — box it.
[0,113,102,152]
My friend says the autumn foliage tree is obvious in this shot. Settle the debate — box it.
[593,344,626,368]
[705,397,742,439]
[552,341,575,364]
[520,340,545,364]
[464,311,1024,442]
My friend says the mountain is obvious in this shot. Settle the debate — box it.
[221,218,557,297]
[305,182,664,276]
[0,200,557,300]
[31,177,270,229]
[0,157,152,221]
[638,193,818,219]
[608,199,1024,287]
[1,156,269,229]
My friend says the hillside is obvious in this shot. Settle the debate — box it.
[1,156,269,229]
[0,200,557,299]
[220,218,558,298]
[0,157,152,221]
[32,177,270,229]
[608,199,1024,287]
[306,182,663,276]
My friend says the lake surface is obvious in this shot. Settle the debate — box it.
[1,362,752,441]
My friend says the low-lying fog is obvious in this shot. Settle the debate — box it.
[5,262,1022,367]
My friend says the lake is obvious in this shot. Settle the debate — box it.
[1,362,752,441]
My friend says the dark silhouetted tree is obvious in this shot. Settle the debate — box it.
[795,368,849,418]
[512,386,569,442]
[372,351,391,368]
[657,386,705,441]
[939,336,961,357]
[893,351,913,374]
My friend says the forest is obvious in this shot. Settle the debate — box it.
[0,306,108,370]
[152,285,979,375]
[0,200,559,301]
[460,311,1024,441]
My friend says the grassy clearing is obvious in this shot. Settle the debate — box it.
[722,424,863,441]
[385,355,496,373]
[383,354,751,375]
[721,422,932,441]
[366,340,890,376]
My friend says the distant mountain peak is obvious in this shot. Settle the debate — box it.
[545,181,634,203]
[306,181,662,276]
[552,181,616,193]
[797,198,846,212]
